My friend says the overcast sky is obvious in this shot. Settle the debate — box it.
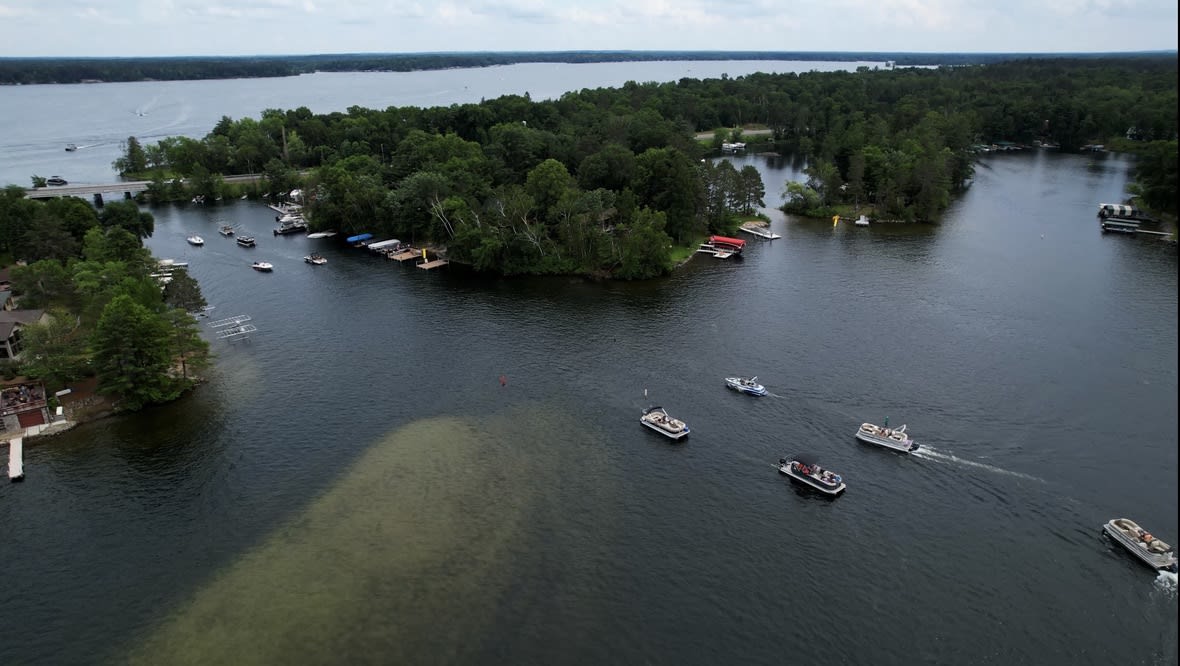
[0,0,1176,57]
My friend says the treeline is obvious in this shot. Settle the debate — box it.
[1,50,1172,85]
[106,57,1175,276]
[0,187,210,409]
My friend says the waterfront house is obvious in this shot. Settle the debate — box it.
[0,309,48,360]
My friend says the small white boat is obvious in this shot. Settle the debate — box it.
[855,422,919,452]
[65,143,77,152]
[251,262,273,272]
[854,215,870,226]
[778,457,846,496]
[306,231,338,239]
[187,235,204,246]
[725,376,768,396]
[1103,518,1177,572]
[640,406,690,441]
[304,253,327,265]
[218,225,235,237]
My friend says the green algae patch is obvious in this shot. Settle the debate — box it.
[128,415,546,665]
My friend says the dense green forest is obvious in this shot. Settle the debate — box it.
[1,50,1172,85]
[0,188,210,409]
[83,57,1174,278]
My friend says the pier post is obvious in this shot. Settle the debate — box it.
[94,193,104,207]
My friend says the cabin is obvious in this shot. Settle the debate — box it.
[0,309,48,360]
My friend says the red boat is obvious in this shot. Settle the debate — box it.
[708,235,746,255]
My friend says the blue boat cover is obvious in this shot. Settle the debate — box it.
[346,233,373,243]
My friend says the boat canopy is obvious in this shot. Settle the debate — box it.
[346,233,373,243]
[709,235,746,249]
[367,239,402,251]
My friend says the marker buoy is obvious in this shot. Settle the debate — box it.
[499,375,507,387]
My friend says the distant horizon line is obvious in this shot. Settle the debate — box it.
[2,49,1176,61]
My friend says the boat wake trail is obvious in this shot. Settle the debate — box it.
[1157,570,1178,593]
[914,446,1045,483]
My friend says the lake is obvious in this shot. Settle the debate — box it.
[0,66,1177,666]
[0,59,886,188]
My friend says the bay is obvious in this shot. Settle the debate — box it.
[0,64,1176,666]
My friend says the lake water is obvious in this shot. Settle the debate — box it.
[1,66,1177,666]
[0,59,885,188]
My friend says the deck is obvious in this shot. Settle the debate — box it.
[417,259,450,270]
[389,250,419,262]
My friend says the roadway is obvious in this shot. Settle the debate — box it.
[25,174,265,199]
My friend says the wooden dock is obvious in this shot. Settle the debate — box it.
[389,250,419,262]
[417,259,449,270]
[7,436,23,481]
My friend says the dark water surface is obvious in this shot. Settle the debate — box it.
[1,124,1177,663]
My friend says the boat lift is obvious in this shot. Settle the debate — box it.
[209,314,257,341]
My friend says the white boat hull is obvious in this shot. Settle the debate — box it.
[640,407,690,441]
[778,463,845,495]
[1103,519,1177,571]
[725,377,768,396]
[855,424,918,452]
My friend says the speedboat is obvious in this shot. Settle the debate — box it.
[725,376,768,396]
[251,262,273,272]
[1103,518,1178,572]
[218,225,235,237]
[65,143,77,152]
[640,406,690,441]
[46,176,68,186]
[186,235,204,246]
[856,422,919,453]
[304,253,327,265]
[236,236,256,248]
[778,457,846,496]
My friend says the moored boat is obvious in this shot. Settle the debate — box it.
[640,406,690,441]
[725,376,768,396]
[855,422,919,452]
[251,261,274,272]
[778,456,846,496]
[1103,518,1178,572]
[236,236,256,248]
[304,253,327,265]
[46,176,68,186]
[274,218,309,235]
[186,235,204,246]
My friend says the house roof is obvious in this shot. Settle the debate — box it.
[0,309,44,342]
[0,309,45,325]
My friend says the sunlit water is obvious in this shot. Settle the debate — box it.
[0,71,1177,666]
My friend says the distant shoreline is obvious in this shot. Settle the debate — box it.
[2,50,1175,86]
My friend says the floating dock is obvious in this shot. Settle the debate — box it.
[696,245,733,259]
[738,223,781,239]
[7,436,23,482]
[417,259,449,270]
